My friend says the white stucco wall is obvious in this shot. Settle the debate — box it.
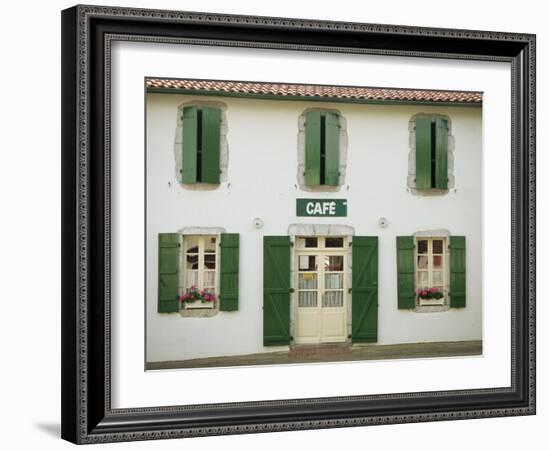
[145,93,482,363]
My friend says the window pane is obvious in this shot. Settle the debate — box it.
[323,291,343,307]
[325,255,343,271]
[299,273,318,289]
[417,271,428,287]
[433,271,443,283]
[186,270,198,288]
[204,271,216,287]
[204,254,216,269]
[186,237,199,253]
[299,255,317,271]
[298,237,318,248]
[325,273,343,289]
[433,255,442,268]
[204,236,217,253]
[417,255,428,269]
[325,237,344,248]
[298,291,317,307]
[433,239,443,254]
[186,254,199,269]
[417,239,428,254]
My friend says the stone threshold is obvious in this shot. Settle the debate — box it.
[146,340,482,370]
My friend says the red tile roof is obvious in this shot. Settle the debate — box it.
[146,78,482,105]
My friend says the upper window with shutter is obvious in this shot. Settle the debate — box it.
[409,115,454,194]
[179,105,225,185]
[299,110,346,190]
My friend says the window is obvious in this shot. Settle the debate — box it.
[181,106,221,184]
[304,110,341,187]
[415,237,447,306]
[415,116,449,190]
[157,232,239,314]
[183,235,218,309]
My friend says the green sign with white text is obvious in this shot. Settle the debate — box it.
[296,199,347,217]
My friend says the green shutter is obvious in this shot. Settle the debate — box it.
[435,118,448,189]
[351,236,378,343]
[201,106,221,184]
[449,236,466,308]
[396,236,416,309]
[304,111,321,186]
[158,233,180,313]
[415,117,432,189]
[263,236,291,346]
[181,106,198,184]
[324,112,340,186]
[219,233,239,311]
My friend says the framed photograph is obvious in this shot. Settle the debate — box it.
[61,4,536,444]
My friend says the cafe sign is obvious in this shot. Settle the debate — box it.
[296,199,347,217]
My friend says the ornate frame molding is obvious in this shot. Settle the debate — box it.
[61,5,536,444]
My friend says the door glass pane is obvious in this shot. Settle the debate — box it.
[433,239,443,254]
[325,273,343,289]
[433,255,442,268]
[204,270,216,287]
[323,291,343,307]
[204,236,217,253]
[417,239,428,254]
[298,291,317,307]
[325,237,344,248]
[297,237,318,248]
[417,255,428,269]
[325,255,343,271]
[299,255,317,271]
[433,271,443,283]
[299,273,318,289]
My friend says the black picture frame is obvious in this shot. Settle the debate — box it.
[61,4,536,444]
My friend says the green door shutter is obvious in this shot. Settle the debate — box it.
[263,236,291,346]
[181,106,198,184]
[219,233,239,311]
[435,118,448,189]
[158,233,180,313]
[201,106,221,184]
[449,236,466,308]
[324,112,340,186]
[415,117,432,189]
[396,236,416,309]
[351,236,378,343]
[304,111,321,186]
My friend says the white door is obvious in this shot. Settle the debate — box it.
[295,237,347,344]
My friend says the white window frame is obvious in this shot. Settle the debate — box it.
[181,234,219,310]
[415,237,447,306]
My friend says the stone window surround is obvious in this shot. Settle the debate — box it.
[408,113,455,196]
[287,224,355,343]
[173,101,229,191]
[412,229,452,313]
[297,108,348,192]
[178,226,225,318]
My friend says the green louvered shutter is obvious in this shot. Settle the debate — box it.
[415,117,432,190]
[450,236,466,308]
[324,112,340,186]
[396,236,416,309]
[219,233,239,311]
[201,106,221,184]
[351,236,378,343]
[181,106,198,184]
[304,111,321,186]
[263,236,291,346]
[158,233,180,313]
[435,118,449,189]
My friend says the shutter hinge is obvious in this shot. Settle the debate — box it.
[290,242,294,247]
[289,288,295,293]
[348,288,352,293]
[348,242,352,247]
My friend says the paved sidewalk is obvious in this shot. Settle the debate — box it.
[146,340,482,370]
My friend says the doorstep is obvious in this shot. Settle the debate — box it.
[289,343,351,358]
